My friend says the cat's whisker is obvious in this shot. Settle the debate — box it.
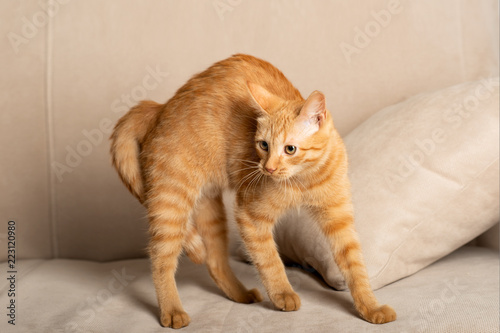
[245,170,264,200]
[239,162,260,168]
[234,172,254,192]
[233,159,260,165]
[291,176,305,192]
[229,165,259,176]
[243,174,254,199]
[296,177,306,190]
[237,170,260,192]
[236,169,261,195]
[243,173,256,199]
[252,173,264,198]
[282,176,288,199]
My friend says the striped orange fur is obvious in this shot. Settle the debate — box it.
[110,54,396,328]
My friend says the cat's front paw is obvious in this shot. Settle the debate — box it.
[160,309,191,329]
[362,304,396,324]
[270,291,301,311]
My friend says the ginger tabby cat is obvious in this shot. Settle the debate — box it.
[110,54,396,328]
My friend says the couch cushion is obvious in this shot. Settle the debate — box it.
[3,0,498,262]
[274,78,499,290]
[0,247,498,332]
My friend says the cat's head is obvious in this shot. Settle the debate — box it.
[248,82,333,181]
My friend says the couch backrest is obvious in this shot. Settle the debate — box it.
[1,0,498,261]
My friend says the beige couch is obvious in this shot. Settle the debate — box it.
[1,1,499,332]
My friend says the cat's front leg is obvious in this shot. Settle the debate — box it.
[309,202,396,324]
[236,206,301,311]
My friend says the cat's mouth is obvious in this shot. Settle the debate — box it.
[262,169,290,180]
[258,164,291,180]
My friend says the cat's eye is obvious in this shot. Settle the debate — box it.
[259,141,269,151]
[285,145,296,155]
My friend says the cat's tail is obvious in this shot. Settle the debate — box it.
[110,100,161,204]
[110,100,207,264]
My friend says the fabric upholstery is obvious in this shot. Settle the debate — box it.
[1,0,498,262]
[0,247,498,333]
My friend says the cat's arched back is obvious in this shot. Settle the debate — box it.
[110,54,396,328]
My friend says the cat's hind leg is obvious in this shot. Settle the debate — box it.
[193,193,262,304]
[146,178,202,328]
[183,220,207,264]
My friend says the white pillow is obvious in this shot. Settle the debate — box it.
[273,78,500,290]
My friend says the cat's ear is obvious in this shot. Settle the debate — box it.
[298,90,328,128]
[247,82,281,115]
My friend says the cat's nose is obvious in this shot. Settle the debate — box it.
[266,167,277,174]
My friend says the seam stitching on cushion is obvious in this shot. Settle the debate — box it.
[45,0,59,258]
[457,0,466,80]
[371,156,499,283]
